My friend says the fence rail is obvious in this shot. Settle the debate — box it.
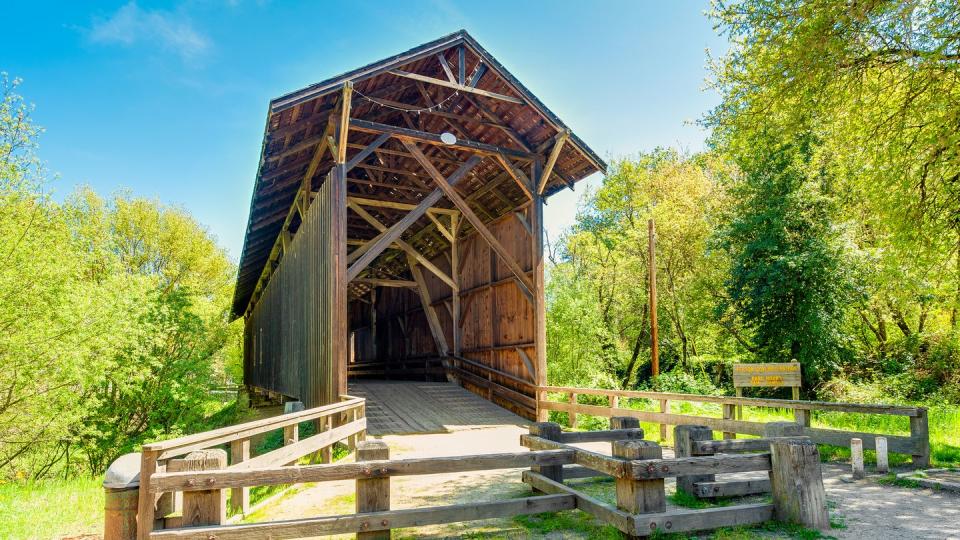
[538,385,930,467]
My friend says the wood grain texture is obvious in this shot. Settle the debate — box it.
[768,439,830,530]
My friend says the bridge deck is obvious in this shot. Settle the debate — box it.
[348,380,528,435]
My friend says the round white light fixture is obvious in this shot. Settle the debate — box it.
[440,132,457,145]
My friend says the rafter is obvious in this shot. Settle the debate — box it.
[538,130,569,194]
[350,118,534,160]
[388,69,524,104]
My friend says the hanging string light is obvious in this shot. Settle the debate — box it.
[354,88,460,115]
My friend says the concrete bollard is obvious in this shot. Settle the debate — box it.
[103,453,141,540]
[851,438,865,479]
[875,436,889,474]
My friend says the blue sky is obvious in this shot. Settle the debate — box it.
[4,1,727,260]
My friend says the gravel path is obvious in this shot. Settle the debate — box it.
[250,425,960,539]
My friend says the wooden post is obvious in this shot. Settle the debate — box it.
[610,416,640,431]
[673,425,714,495]
[529,422,563,484]
[321,416,333,464]
[612,440,665,521]
[176,450,227,528]
[910,407,930,468]
[769,438,829,530]
[851,438,865,480]
[283,424,299,446]
[229,439,250,515]
[136,449,159,540]
[734,387,743,420]
[536,388,549,422]
[793,408,811,428]
[531,164,548,420]
[451,213,461,359]
[648,218,658,380]
[568,392,578,429]
[876,436,889,474]
[356,440,390,540]
[722,403,736,439]
[658,399,669,442]
[610,394,619,415]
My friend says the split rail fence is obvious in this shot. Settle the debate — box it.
[538,385,930,467]
[129,395,367,540]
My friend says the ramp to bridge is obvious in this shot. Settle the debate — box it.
[348,380,528,435]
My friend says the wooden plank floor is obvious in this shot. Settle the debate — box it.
[348,380,528,435]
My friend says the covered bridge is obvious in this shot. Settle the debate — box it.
[233,30,604,421]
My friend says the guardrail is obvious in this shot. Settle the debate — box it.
[124,395,366,540]
[538,386,930,467]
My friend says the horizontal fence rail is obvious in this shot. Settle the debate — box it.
[538,385,930,467]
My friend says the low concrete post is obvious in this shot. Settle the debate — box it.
[674,425,714,495]
[530,422,563,484]
[851,438,865,480]
[175,449,227,528]
[769,438,829,530]
[876,436,889,474]
[356,440,390,540]
[104,453,141,540]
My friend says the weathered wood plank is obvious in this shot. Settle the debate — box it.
[230,418,365,470]
[559,429,645,444]
[522,470,637,535]
[694,479,771,498]
[633,504,775,536]
[150,495,574,539]
[152,450,575,492]
[630,454,772,480]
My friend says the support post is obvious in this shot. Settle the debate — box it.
[229,439,250,515]
[321,416,333,463]
[529,422,563,484]
[356,440,390,540]
[568,392,578,429]
[722,403,737,439]
[851,438,865,480]
[769,439,830,530]
[136,449,159,540]
[658,399,669,442]
[910,407,930,468]
[536,388,549,422]
[794,408,811,428]
[612,440,665,539]
[451,213,461,358]
[673,425,714,495]
[176,450,227,528]
[876,436,889,474]
[610,394,619,415]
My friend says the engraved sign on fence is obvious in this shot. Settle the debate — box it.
[732,362,802,389]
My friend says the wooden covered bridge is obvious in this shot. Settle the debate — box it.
[233,30,605,424]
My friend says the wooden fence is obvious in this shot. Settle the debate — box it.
[133,395,366,540]
[538,385,930,467]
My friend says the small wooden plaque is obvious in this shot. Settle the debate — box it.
[733,362,802,388]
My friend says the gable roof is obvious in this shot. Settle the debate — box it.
[232,29,606,318]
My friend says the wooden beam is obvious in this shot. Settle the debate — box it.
[468,62,487,88]
[516,347,537,383]
[388,69,524,104]
[347,196,458,215]
[354,278,417,288]
[344,132,389,173]
[336,82,353,164]
[531,162,547,391]
[350,118,534,160]
[458,45,465,85]
[496,153,534,199]
[426,212,453,241]
[408,254,449,355]
[401,139,536,297]
[514,210,532,236]
[451,213,461,356]
[538,130,569,194]
[345,156,482,282]
[437,53,457,83]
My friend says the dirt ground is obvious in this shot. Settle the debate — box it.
[248,424,960,539]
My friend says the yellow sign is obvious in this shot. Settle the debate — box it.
[732,362,802,388]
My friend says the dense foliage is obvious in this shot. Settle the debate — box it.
[547,0,960,403]
[0,75,240,480]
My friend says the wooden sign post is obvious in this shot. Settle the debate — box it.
[732,360,803,420]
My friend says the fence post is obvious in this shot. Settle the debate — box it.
[136,449,159,540]
[769,438,829,530]
[529,422,563,484]
[568,392,578,429]
[673,425,714,495]
[104,453,141,540]
[229,439,250,515]
[609,394,619,416]
[793,408,811,428]
[536,388,549,422]
[610,416,640,431]
[910,407,930,468]
[658,400,669,442]
[612,440,665,523]
[356,440,390,540]
[722,403,736,439]
[176,449,227,527]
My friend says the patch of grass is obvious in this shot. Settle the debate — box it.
[0,477,104,539]
[668,488,732,509]
[876,472,923,489]
[514,510,622,539]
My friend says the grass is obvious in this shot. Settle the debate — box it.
[514,510,623,539]
[0,477,104,539]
